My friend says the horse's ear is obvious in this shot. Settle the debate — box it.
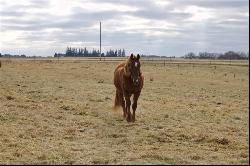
[137,54,140,60]
[130,53,134,59]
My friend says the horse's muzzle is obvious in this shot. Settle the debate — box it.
[133,79,140,86]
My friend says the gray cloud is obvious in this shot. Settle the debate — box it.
[0,10,27,17]
[69,8,126,22]
[131,9,191,21]
[0,0,249,56]
[173,0,249,9]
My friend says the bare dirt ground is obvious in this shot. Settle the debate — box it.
[0,58,249,164]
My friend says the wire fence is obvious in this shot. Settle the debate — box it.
[0,57,249,67]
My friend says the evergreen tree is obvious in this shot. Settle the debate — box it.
[122,49,125,56]
[118,49,121,56]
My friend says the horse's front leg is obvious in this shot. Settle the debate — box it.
[124,94,132,122]
[132,92,140,122]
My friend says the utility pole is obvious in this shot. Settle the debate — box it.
[100,21,102,61]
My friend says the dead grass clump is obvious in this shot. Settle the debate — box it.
[18,133,25,139]
[141,154,164,160]
[194,135,207,143]
[66,128,76,135]
[194,134,230,145]
[239,152,248,158]
[108,133,126,138]
[96,99,104,102]
[77,111,87,116]
[64,160,75,164]
[98,80,104,83]
[177,133,191,141]
[60,105,75,111]
[213,137,230,145]
[8,143,18,148]
[117,138,127,144]
[146,132,171,143]
[6,95,14,100]
[63,136,75,141]
[191,155,202,160]
[141,154,187,165]
[193,133,210,143]
[13,152,22,157]
[37,154,47,160]
[164,114,169,119]
[60,105,71,110]
[0,115,8,121]
[217,102,222,105]
[105,96,111,100]
[92,158,109,165]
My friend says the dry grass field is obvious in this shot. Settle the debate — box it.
[0,58,249,164]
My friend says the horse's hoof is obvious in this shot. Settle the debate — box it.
[126,117,131,122]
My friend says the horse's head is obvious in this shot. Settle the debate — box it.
[126,53,141,86]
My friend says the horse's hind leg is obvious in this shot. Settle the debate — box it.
[114,90,120,108]
[118,92,126,118]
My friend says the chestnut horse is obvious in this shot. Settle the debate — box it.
[113,54,144,122]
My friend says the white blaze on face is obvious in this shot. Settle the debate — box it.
[135,62,138,67]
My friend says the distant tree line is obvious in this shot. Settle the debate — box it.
[0,53,48,58]
[54,47,126,57]
[0,53,26,58]
[184,51,249,60]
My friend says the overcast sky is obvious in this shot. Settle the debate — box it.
[0,0,249,56]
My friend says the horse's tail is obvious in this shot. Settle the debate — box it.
[112,90,121,111]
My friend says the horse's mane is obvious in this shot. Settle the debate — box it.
[116,59,131,77]
[124,58,132,77]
